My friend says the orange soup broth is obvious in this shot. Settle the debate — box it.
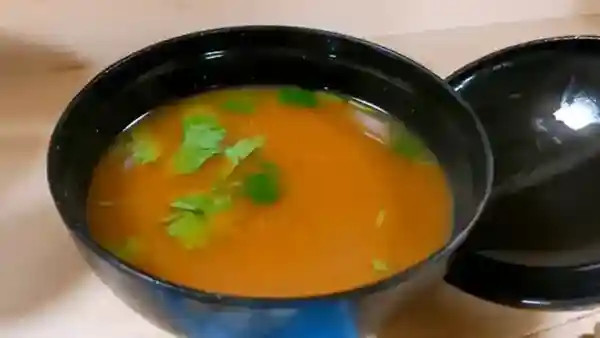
[87,88,452,297]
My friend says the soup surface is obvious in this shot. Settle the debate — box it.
[87,87,452,297]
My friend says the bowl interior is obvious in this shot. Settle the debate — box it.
[48,26,491,301]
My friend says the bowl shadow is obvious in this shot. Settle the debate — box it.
[0,30,86,77]
[0,31,93,139]
[379,281,545,338]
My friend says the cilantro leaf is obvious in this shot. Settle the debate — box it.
[372,259,389,272]
[225,136,265,167]
[128,128,160,165]
[167,191,232,249]
[244,173,280,204]
[172,147,219,174]
[170,195,214,212]
[278,87,318,108]
[220,96,255,114]
[172,114,226,174]
[243,162,281,205]
[171,192,232,215]
[389,123,430,161]
[161,213,181,224]
[112,237,140,261]
[392,133,426,159]
[183,114,219,128]
[184,125,226,150]
[166,211,209,249]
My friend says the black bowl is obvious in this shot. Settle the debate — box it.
[47,26,492,337]
[445,36,600,310]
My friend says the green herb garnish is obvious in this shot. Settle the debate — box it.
[220,96,256,114]
[171,192,232,215]
[172,147,219,174]
[181,115,226,149]
[112,237,140,261]
[225,136,266,167]
[372,259,389,272]
[166,211,209,249]
[390,123,429,161]
[243,162,281,205]
[166,191,232,249]
[128,128,160,165]
[172,114,226,174]
[278,87,318,108]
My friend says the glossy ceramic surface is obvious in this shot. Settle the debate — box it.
[445,36,600,310]
[47,26,492,337]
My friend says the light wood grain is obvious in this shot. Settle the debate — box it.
[2,0,600,67]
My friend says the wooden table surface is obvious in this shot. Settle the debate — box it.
[3,15,600,337]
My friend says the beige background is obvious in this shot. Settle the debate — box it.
[4,1,600,337]
[2,0,600,69]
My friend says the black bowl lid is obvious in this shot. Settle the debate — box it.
[445,36,600,310]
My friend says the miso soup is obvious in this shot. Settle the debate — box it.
[87,86,452,297]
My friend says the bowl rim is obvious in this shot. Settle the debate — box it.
[48,24,494,308]
[448,34,600,89]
